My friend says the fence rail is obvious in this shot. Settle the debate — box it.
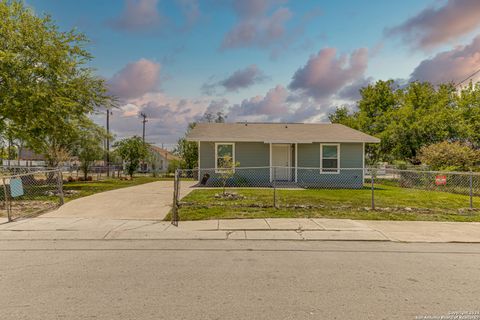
[1,168,64,221]
[171,166,480,225]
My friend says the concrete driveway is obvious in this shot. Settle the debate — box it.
[44,181,196,220]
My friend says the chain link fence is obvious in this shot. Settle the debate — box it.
[61,165,125,182]
[0,168,64,221]
[171,166,480,224]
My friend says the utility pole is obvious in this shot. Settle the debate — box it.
[140,112,147,143]
[106,109,111,177]
[139,112,148,173]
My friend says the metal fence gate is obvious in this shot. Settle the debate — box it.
[1,168,64,221]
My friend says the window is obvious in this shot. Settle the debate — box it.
[321,144,339,173]
[215,143,235,171]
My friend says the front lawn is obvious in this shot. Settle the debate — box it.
[172,184,480,222]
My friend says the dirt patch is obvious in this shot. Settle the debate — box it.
[0,200,58,218]
[214,192,246,200]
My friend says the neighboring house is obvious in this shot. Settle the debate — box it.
[186,122,380,188]
[14,148,46,167]
[145,145,181,173]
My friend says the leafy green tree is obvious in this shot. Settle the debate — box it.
[0,0,113,165]
[330,80,469,164]
[328,106,357,129]
[72,124,108,180]
[175,123,198,169]
[202,112,226,123]
[456,82,480,148]
[113,136,149,178]
[418,141,480,171]
[167,159,184,174]
[175,113,226,169]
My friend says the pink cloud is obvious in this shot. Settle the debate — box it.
[221,0,292,50]
[109,0,163,32]
[289,47,368,100]
[226,85,329,123]
[108,59,161,100]
[410,35,480,84]
[386,0,480,50]
[231,85,289,117]
[220,65,266,91]
[202,64,267,94]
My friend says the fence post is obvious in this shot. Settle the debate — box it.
[470,170,473,209]
[2,177,11,222]
[273,167,277,209]
[371,168,375,210]
[56,169,65,206]
[171,169,179,226]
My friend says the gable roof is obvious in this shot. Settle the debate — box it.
[186,123,380,143]
[148,145,181,161]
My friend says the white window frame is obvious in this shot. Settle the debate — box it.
[320,143,340,174]
[215,142,235,173]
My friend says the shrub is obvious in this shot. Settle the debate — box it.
[418,141,480,171]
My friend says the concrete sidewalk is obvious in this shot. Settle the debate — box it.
[1,217,480,243]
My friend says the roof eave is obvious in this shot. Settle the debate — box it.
[187,138,381,143]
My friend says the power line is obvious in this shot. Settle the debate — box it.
[455,67,480,88]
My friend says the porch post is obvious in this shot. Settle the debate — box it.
[295,143,298,183]
[269,143,272,182]
[197,141,201,181]
[362,142,365,182]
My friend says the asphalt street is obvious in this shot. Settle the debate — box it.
[1,240,480,320]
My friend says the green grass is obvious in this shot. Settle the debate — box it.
[63,176,170,202]
[172,184,480,222]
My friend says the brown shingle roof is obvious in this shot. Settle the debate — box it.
[186,123,380,143]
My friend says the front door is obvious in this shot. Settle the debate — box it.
[272,144,291,181]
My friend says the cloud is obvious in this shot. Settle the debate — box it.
[204,98,230,115]
[107,59,161,100]
[221,0,292,50]
[337,77,373,101]
[226,85,329,123]
[109,0,163,32]
[101,92,211,145]
[201,65,267,94]
[177,0,201,29]
[386,0,480,50]
[109,0,201,34]
[221,65,266,91]
[230,85,290,118]
[410,35,480,84]
[289,47,368,100]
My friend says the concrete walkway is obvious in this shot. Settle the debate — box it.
[43,181,196,220]
[2,217,480,243]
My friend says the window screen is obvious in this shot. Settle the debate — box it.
[322,145,339,173]
[216,144,234,169]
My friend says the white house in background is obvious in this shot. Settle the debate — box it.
[15,148,46,167]
[145,145,180,173]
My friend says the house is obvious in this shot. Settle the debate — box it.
[144,145,181,173]
[14,148,46,167]
[186,122,380,188]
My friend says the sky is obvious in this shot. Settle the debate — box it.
[26,0,480,149]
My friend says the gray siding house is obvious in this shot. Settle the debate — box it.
[186,123,380,188]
